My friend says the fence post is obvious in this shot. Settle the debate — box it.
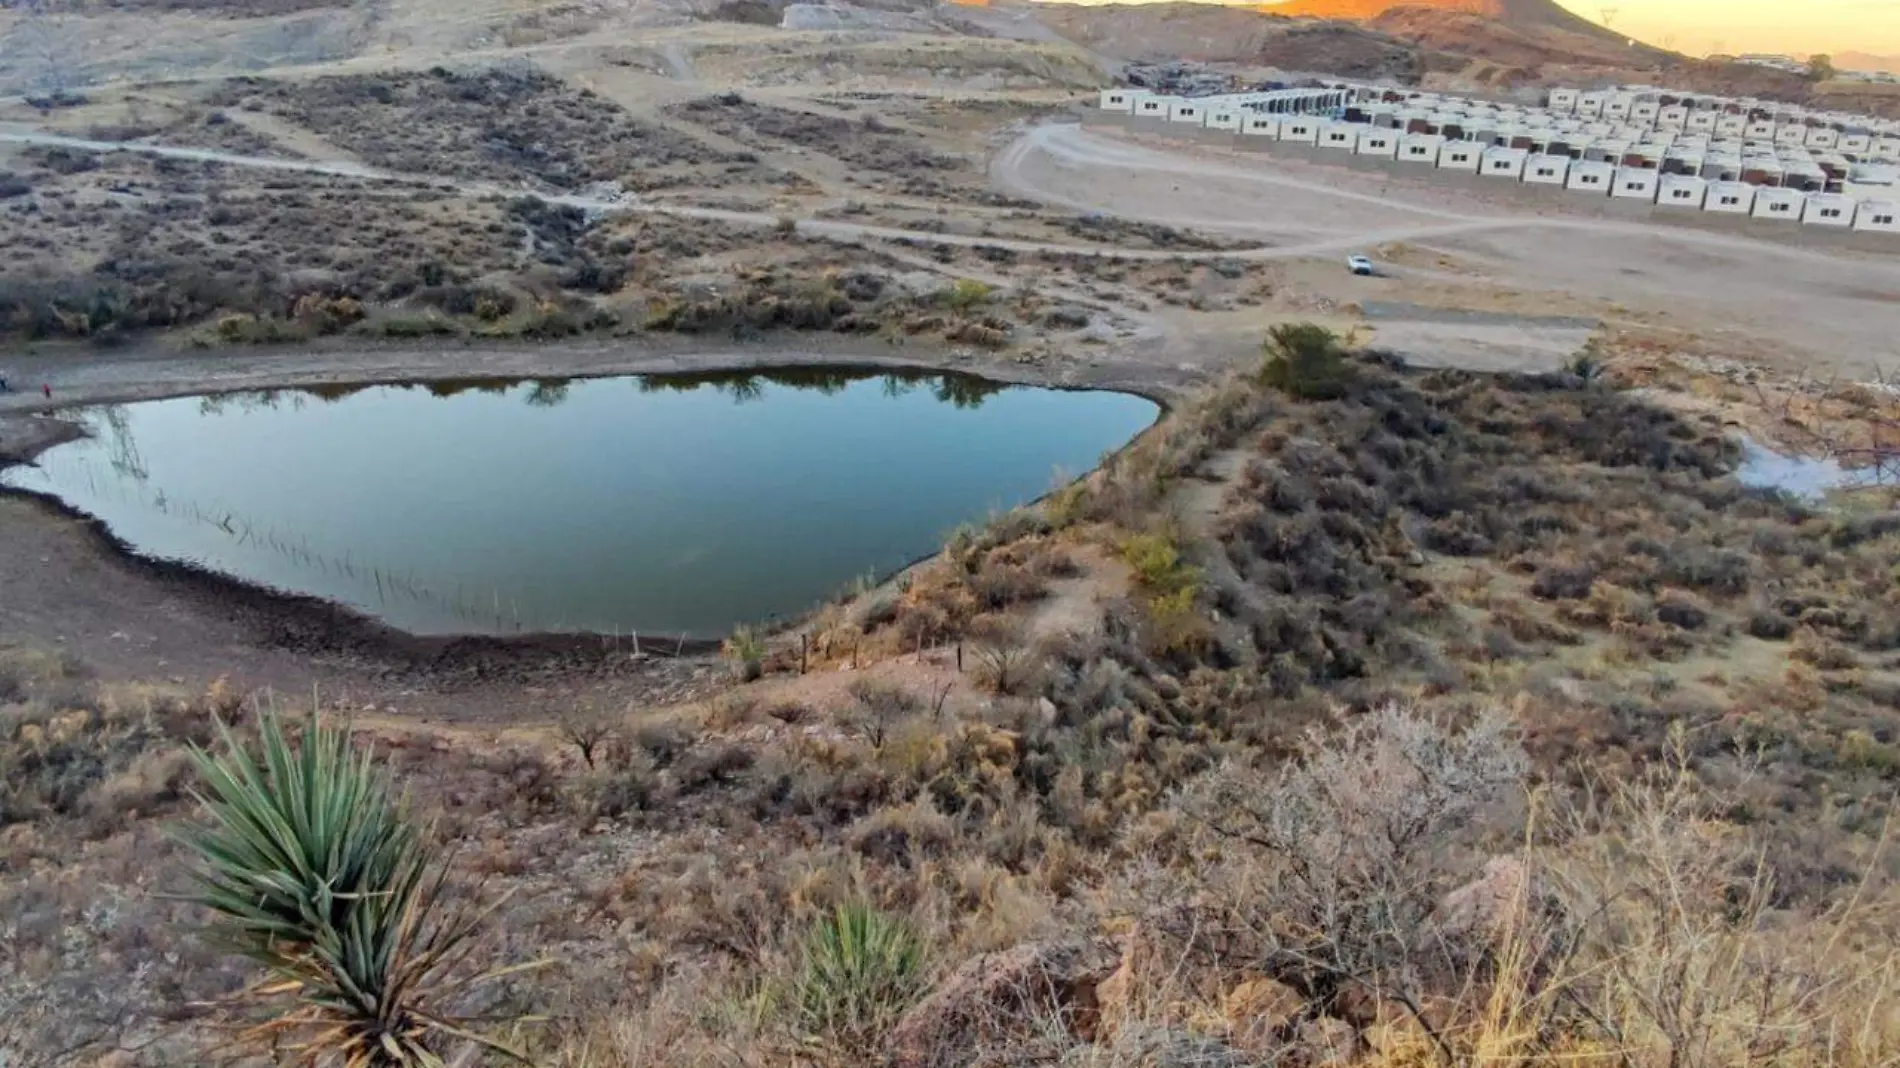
[801,634,809,675]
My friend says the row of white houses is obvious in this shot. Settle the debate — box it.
[1089,96,1900,236]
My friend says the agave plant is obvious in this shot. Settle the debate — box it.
[794,903,926,1053]
[176,711,540,1067]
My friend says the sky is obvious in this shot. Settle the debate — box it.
[1545,0,1895,58]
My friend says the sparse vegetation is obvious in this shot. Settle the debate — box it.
[13,328,1900,1068]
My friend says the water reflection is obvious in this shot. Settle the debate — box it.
[11,367,1153,637]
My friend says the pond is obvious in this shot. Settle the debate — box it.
[2,368,1158,638]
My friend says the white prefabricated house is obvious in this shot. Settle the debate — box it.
[1657,173,1709,209]
[1242,114,1279,137]
[1398,132,1444,164]
[1168,101,1205,125]
[1525,154,1571,185]
[1632,100,1662,125]
[1658,105,1690,130]
[1806,127,1842,150]
[1481,145,1529,179]
[1134,96,1173,120]
[1775,124,1809,146]
[1278,118,1321,144]
[1567,159,1615,194]
[1802,193,1857,227]
[1752,187,1807,220]
[1548,88,1579,113]
[1356,127,1399,158]
[1878,136,1900,162]
[1841,132,1874,155]
[1716,114,1749,137]
[1098,89,1138,112]
[1613,167,1661,201]
[1604,93,1636,119]
[1438,141,1484,172]
[1318,120,1360,151]
[1705,181,1756,214]
[1206,109,1243,133]
[1687,111,1719,133]
[1577,91,1608,117]
[1745,119,1777,140]
[1854,200,1900,233]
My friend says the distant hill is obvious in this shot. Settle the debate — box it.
[1264,0,1617,43]
[1257,0,1668,73]
[1837,51,1900,75]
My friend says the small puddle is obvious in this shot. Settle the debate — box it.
[1735,436,1879,500]
[3,368,1158,637]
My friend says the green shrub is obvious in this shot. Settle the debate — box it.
[940,278,993,312]
[174,711,537,1065]
[1259,322,1353,400]
[793,903,926,1052]
[1119,531,1201,597]
[723,625,766,681]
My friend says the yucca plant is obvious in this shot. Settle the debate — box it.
[794,903,926,1053]
[175,711,540,1067]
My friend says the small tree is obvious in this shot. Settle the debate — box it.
[557,700,618,769]
[1260,322,1354,400]
[175,711,541,1066]
[1807,53,1836,82]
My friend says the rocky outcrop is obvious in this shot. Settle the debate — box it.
[883,939,1116,1068]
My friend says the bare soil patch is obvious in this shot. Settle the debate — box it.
[204,68,770,192]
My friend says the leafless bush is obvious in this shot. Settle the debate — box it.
[1544,734,1900,1068]
[971,623,1037,697]
[846,680,922,750]
[557,700,620,769]
[1172,703,1529,1058]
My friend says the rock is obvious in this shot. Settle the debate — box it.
[885,939,1115,1068]
[1220,977,1301,1055]
[1428,855,1568,996]
[1066,1025,1257,1068]
[1291,1017,1356,1067]
[1043,305,1092,329]
[1096,921,1225,1040]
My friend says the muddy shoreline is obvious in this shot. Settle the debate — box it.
[0,332,1188,680]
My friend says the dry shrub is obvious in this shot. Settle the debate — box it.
[1165,703,1529,1056]
[1534,734,1900,1068]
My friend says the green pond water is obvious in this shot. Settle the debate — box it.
[3,368,1158,637]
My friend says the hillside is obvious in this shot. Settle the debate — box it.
[1028,1,1431,78]
[1267,0,1619,43]
[1838,51,1900,75]
[1370,6,1667,69]
[1260,0,1669,70]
